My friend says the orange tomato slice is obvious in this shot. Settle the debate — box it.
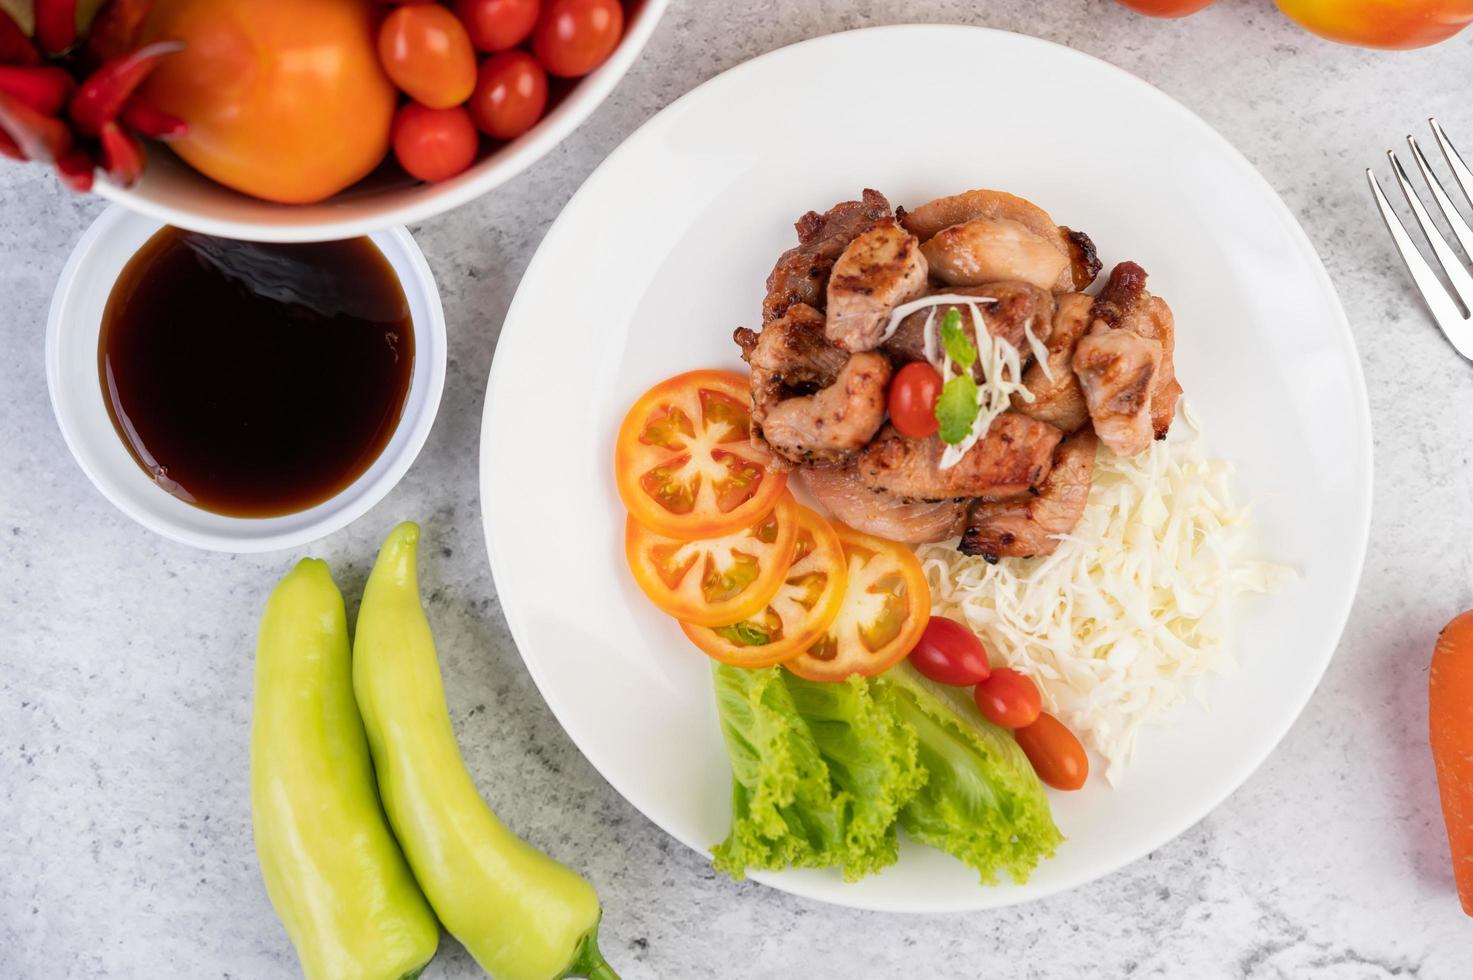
[783,524,931,682]
[626,492,800,627]
[681,506,848,668]
[616,370,788,539]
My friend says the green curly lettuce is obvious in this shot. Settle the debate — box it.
[876,662,1062,884]
[709,662,1061,887]
[709,665,920,881]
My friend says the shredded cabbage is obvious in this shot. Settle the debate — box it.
[917,409,1292,783]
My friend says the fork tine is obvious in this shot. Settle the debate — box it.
[1408,135,1473,267]
[1367,169,1473,360]
[1387,149,1473,315]
[1430,118,1473,211]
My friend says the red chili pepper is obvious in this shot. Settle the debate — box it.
[0,128,24,162]
[121,97,187,140]
[34,0,79,57]
[54,148,96,192]
[68,40,183,137]
[0,66,77,116]
[0,90,72,163]
[85,0,157,68]
[0,9,42,66]
[100,120,144,186]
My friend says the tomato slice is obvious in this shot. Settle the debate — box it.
[616,370,788,539]
[783,524,931,682]
[625,492,799,627]
[681,506,848,668]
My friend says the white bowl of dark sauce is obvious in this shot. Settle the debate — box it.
[46,206,446,553]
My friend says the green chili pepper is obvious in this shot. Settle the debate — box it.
[354,523,619,980]
[251,559,440,980]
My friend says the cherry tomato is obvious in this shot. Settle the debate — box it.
[973,667,1041,729]
[532,0,623,78]
[888,361,942,439]
[615,371,788,540]
[378,4,478,108]
[1015,713,1089,791]
[908,616,991,686]
[392,103,478,182]
[455,0,540,52]
[1111,0,1218,15]
[783,524,931,682]
[468,50,548,140]
[1275,0,1473,49]
[682,506,848,668]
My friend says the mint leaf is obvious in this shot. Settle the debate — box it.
[938,308,977,370]
[935,374,979,445]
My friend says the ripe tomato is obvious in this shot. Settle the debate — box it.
[532,0,623,78]
[392,103,478,182]
[887,361,942,439]
[784,524,930,682]
[682,506,848,668]
[139,0,397,205]
[378,4,478,108]
[1111,0,1218,15]
[455,0,540,52]
[469,50,547,140]
[973,667,1041,729]
[908,616,990,686]
[1275,0,1473,49]
[625,492,799,627]
[615,371,788,540]
[1015,713,1089,791]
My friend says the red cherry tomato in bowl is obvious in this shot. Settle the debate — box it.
[1015,712,1089,790]
[908,616,991,686]
[469,50,548,140]
[888,361,942,439]
[1111,0,1218,15]
[533,0,624,78]
[392,103,479,182]
[379,4,478,108]
[454,0,541,52]
[973,667,1041,729]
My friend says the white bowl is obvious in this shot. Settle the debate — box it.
[92,0,671,243]
[46,206,447,552]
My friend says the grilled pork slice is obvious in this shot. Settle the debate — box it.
[801,466,966,544]
[920,218,1071,293]
[882,283,1054,379]
[960,428,1098,561]
[735,304,891,467]
[1012,291,1091,433]
[763,189,892,322]
[1061,226,1102,291]
[854,415,1063,502]
[1073,262,1180,455]
[824,218,929,352]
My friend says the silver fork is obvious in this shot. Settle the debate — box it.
[1368,119,1473,360]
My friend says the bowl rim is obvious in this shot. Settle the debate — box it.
[45,205,447,553]
[92,0,673,244]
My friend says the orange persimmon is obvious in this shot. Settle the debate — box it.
[1276,0,1473,49]
[1432,610,1473,916]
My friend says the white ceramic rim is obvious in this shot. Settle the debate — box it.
[91,0,672,244]
[479,24,1372,911]
[45,205,447,553]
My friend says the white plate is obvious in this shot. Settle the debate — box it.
[479,25,1371,912]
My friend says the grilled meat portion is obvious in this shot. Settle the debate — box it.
[763,189,892,322]
[920,218,1071,293]
[855,415,1063,502]
[735,303,890,467]
[1012,291,1091,433]
[882,283,1054,380]
[1062,226,1102,291]
[899,188,1079,292]
[801,465,966,544]
[824,218,929,352]
[960,428,1098,561]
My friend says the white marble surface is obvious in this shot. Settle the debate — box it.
[3,1,1473,977]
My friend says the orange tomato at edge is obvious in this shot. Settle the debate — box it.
[1275,0,1473,49]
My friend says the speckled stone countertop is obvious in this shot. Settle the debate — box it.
[4,2,1472,977]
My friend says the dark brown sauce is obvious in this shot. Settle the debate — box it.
[98,228,414,517]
